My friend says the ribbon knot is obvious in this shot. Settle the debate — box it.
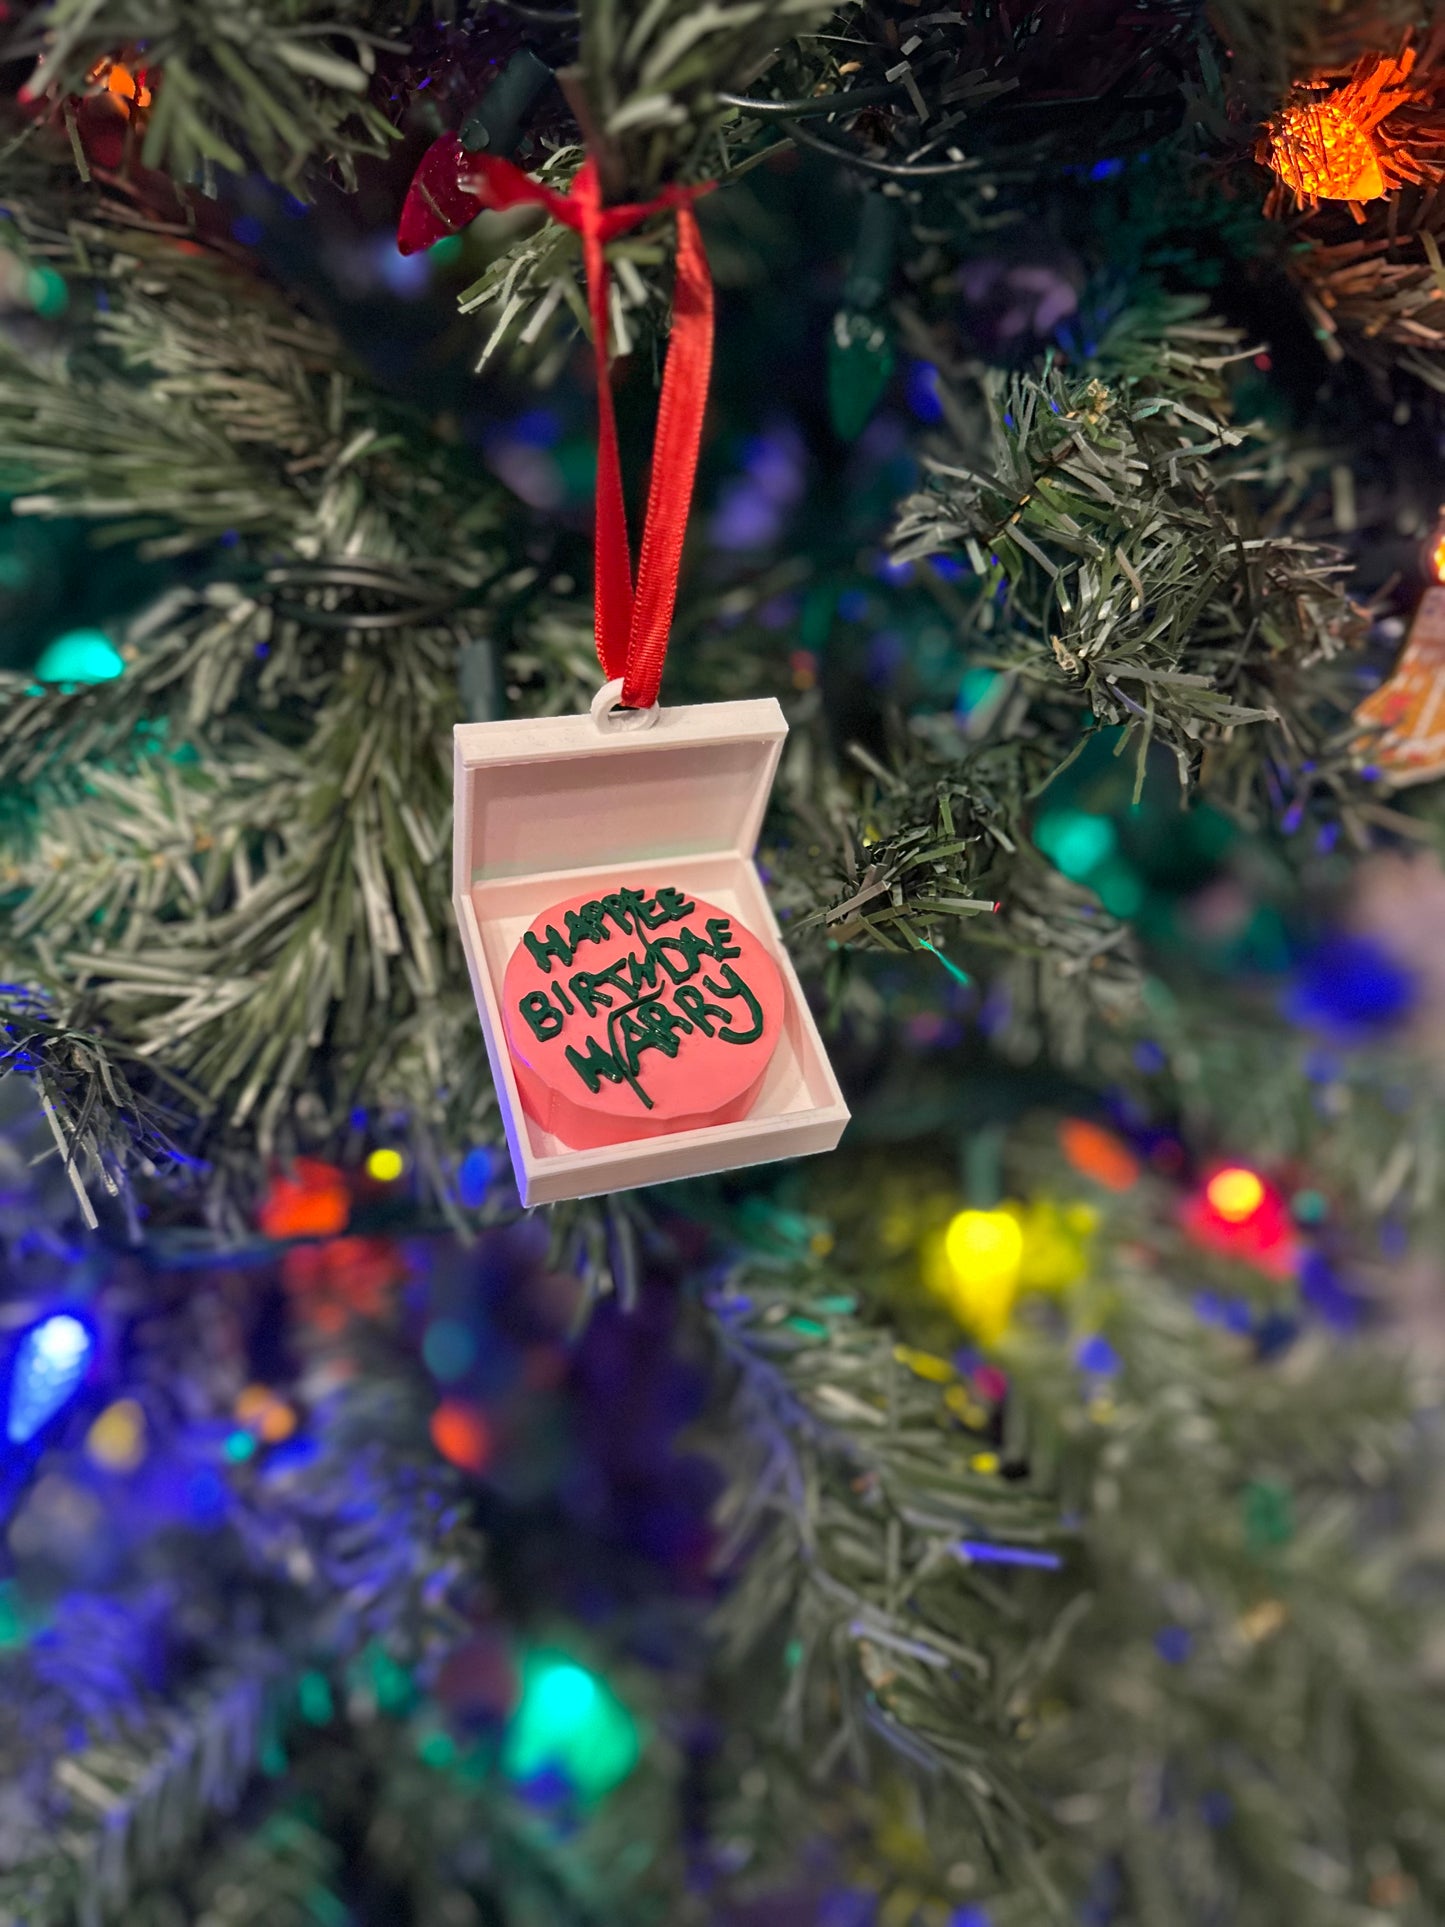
[461,154,715,711]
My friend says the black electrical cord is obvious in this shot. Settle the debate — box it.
[716,83,909,118]
[779,116,975,179]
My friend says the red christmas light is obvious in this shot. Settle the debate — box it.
[260,1159,351,1240]
[397,133,481,255]
[1184,1164,1296,1278]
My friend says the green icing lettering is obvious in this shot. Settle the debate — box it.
[564,1034,646,1104]
[703,962,765,1045]
[518,990,564,1041]
[523,884,768,1112]
[523,924,574,974]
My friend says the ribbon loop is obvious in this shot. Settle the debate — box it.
[461,154,714,710]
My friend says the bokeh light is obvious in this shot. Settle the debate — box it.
[1058,1118,1140,1192]
[431,1399,492,1474]
[34,629,124,685]
[935,1209,1024,1343]
[7,1314,93,1445]
[502,1653,639,1803]
[1205,1168,1266,1225]
[235,1384,298,1444]
[86,1398,147,1472]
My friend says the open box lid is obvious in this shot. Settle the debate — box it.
[453,697,787,891]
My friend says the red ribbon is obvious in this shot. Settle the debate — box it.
[461,154,714,710]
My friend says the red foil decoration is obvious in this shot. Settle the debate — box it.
[397,132,480,254]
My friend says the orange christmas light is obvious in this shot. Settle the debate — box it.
[1260,47,1437,209]
[1058,1118,1141,1193]
[84,57,152,116]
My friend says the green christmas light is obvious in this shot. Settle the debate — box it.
[34,629,125,686]
[1034,809,1115,882]
[297,1670,335,1726]
[501,1652,639,1802]
[0,1583,30,1651]
[25,265,69,317]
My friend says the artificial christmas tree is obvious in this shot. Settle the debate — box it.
[3,2,1445,1923]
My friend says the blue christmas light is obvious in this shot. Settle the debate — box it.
[1285,933,1415,1039]
[457,1147,494,1209]
[905,359,944,422]
[1075,1334,1120,1377]
[7,1314,94,1444]
[1154,1624,1193,1665]
[956,1541,1062,1570]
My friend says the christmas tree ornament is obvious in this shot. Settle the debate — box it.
[827,191,899,441]
[397,48,555,256]
[1259,45,1445,211]
[452,151,848,1205]
[1355,551,1445,785]
[502,886,786,1151]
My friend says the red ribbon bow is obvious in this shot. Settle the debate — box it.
[458,153,714,711]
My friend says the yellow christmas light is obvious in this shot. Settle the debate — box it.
[922,1196,1098,1346]
[86,1398,147,1472]
[366,1147,404,1182]
[934,1208,1023,1344]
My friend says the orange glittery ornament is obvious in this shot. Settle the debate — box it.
[1259,47,1438,210]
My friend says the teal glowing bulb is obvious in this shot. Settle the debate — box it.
[34,630,125,686]
[501,1653,639,1802]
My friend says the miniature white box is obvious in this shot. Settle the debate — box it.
[453,698,850,1206]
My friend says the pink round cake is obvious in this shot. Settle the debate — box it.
[501,882,785,1151]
